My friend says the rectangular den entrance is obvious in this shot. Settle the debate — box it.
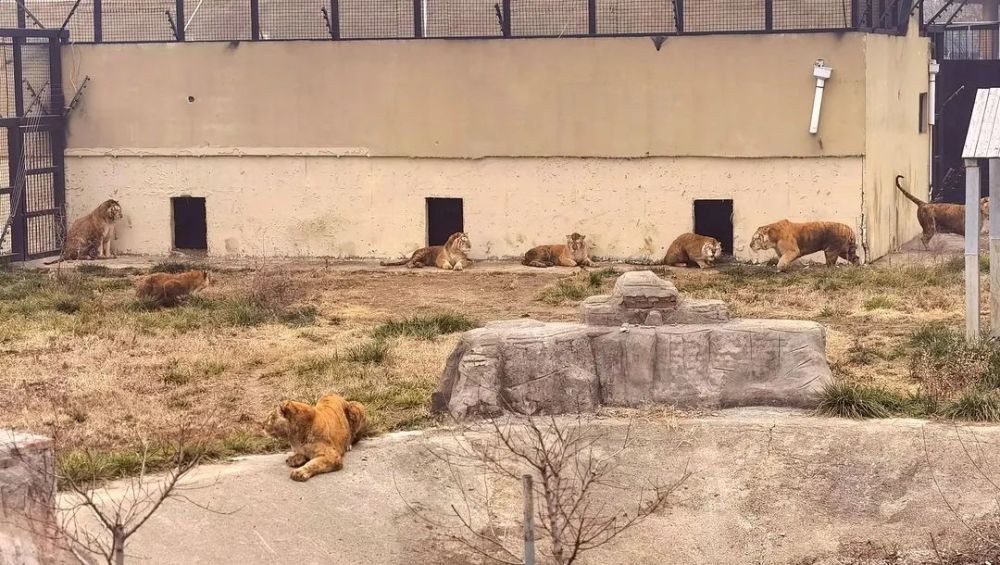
[693,199,734,255]
[171,196,207,251]
[426,197,464,246]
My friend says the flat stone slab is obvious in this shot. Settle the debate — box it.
[433,318,831,417]
[0,431,73,565]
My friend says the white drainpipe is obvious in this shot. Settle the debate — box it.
[929,59,939,198]
[809,59,833,135]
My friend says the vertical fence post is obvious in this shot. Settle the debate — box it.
[502,0,512,37]
[587,0,596,35]
[15,1,25,29]
[675,0,684,33]
[250,0,260,40]
[48,36,66,246]
[93,0,103,42]
[413,0,423,37]
[522,475,535,565]
[175,0,185,41]
[990,158,1000,337]
[8,126,24,259]
[966,158,982,340]
[764,0,773,30]
[330,0,341,39]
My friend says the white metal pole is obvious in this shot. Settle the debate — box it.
[421,0,428,36]
[809,60,832,135]
[967,159,982,340]
[991,158,1000,337]
[929,60,939,195]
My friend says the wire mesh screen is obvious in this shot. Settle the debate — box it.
[185,0,251,41]
[423,0,502,38]
[20,41,53,116]
[940,25,999,60]
[24,0,96,42]
[774,0,854,30]
[510,0,588,37]
[260,0,329,40]
[27,212,58,254]
[0,40,13,118]
[0,0,893,42]
[339,0,414,39]
[925,0,988,24]
[102,0,177,42]
[595,1,676,35]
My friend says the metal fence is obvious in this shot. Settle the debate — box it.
[1,0,914,43]
[932,22,999,60]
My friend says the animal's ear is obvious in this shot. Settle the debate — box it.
[344,401,367,436]
[280,401,311,421]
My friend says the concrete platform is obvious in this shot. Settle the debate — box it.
[61,410,1000,565]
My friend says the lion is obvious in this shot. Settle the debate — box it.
[896,175,989,248]
[380,232,472,270]
[522,233,595,268]
[264,394,367,482]
[750,220,860,272]
[44,199,123,264]
[135,270,211,307]
[662,233,722,269]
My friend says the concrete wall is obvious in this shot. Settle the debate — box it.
[59,29,924,260]
[63,35,866,157]
[862,20,930,260]
[65,154,862,259]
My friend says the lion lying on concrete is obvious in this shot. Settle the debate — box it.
[264,394,367,482]
[750,220,860,272]
[380,232,472,270]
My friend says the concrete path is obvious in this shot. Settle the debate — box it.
[63,410,1000,565]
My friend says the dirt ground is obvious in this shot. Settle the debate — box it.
[0,240,980,480]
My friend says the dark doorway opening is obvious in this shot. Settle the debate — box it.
[693,199,734,255]
[172,197,207,251]
[426,198,464,246]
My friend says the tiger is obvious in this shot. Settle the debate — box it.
[750,220,860,272]
[662,233,722,269]
[380,232,472,270]
[522,233,595,268]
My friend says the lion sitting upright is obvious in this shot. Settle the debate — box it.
[44,199,123,264]
[750,220,860,272]
[522,233,595,268]
[264,393,367,482]
[662,233,722,269]
[380,232,472,270]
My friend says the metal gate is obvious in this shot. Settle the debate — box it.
[0,28,66,262]
[932,58,1000,203]
[930,21,1000,204]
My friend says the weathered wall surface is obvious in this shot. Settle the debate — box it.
[65,154,862,259]
[62,34,866,158]
[59,30,927,260]
[862,18,930,259]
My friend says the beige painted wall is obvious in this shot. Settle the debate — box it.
[59,29,930,261]
[65,155,862,261]
[862,17,930,260]
[62,34,867,158]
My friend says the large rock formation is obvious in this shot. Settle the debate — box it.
[433,271,831,417]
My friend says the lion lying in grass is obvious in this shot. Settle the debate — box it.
[264,393,367,482]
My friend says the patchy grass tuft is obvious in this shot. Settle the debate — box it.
[346,339,392,365]
[817,383,933,419]
[373,313,478,340]
[862,296,895,311]
[943,391,1000,422]
[149,261,207,274]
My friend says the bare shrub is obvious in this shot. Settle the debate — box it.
[401,414,688,564]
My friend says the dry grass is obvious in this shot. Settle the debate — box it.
[0,255,986,481]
